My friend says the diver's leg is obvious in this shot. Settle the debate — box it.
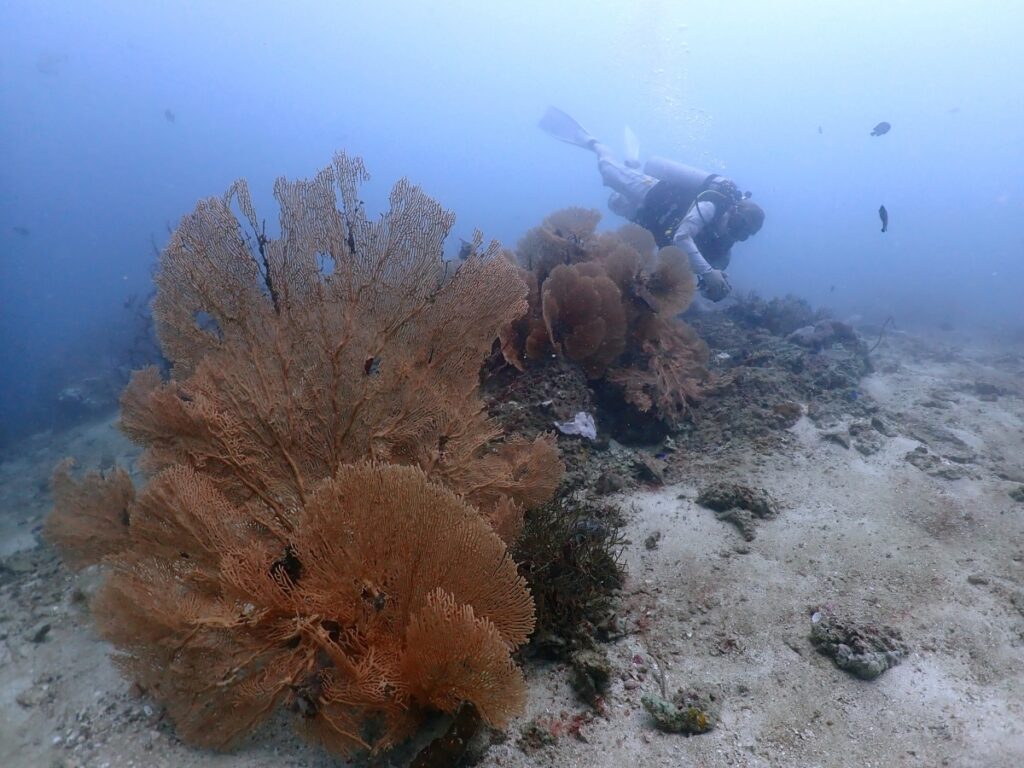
[592,144,657,208]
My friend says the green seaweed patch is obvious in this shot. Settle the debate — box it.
[641,687,719,735]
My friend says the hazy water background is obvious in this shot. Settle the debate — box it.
[1,0,1022,447]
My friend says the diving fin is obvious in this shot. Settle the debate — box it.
[623,125,641,168]
[538,106,595,148]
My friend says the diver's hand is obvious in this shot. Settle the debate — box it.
[700,269,731,302]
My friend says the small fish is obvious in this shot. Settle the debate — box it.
[817,125,823,134]
[12,225,30,236]
[878,205,888,233]
[163,108,176,123]
[870,121,891,136]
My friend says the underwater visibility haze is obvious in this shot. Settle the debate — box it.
[2,2,1024,767]
[1,0,1023,444]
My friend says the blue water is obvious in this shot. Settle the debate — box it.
[2,0,1022,446]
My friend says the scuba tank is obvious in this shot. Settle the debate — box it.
[644,156,749,206]
[642,157,716,203]
[636,156,731,247]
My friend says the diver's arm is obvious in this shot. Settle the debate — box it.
[672,200,717,274]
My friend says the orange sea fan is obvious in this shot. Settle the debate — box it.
[46,154,564,760]
[112,154,561,536]
[503,208,707,427]
[606,318,709,427]
[87,462,533,755]
[46,460,134,569]
[542,263,627,379]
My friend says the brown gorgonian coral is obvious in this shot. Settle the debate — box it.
[46,153,563,758]
[79,461,533,754]
[502,208,708,427]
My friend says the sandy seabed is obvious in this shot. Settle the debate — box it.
[2,329,1023,768]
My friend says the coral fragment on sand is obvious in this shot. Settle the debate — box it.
[641,687,719,734]
[810,609,908,680]
[696,482,778,540]
[569,647,612,705]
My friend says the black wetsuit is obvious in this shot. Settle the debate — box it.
[632,178,738,269]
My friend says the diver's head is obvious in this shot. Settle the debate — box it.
[726,199,765,241]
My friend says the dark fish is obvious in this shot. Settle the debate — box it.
[870,121,891,136]
[163,108,176,123]
[818,125,823,134]
[878,205,888,233]
[12,225,30,236]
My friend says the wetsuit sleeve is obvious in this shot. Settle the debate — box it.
[672,200,717,275]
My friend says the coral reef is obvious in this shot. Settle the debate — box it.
[725,292,827,337]
[604,318,708,431]
[501,209,709,430]
[678,294,874,454]
[118,155,560,538]
[45,153,564,758]
[46,460,133,568]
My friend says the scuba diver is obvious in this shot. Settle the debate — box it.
[539,106,765,302]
